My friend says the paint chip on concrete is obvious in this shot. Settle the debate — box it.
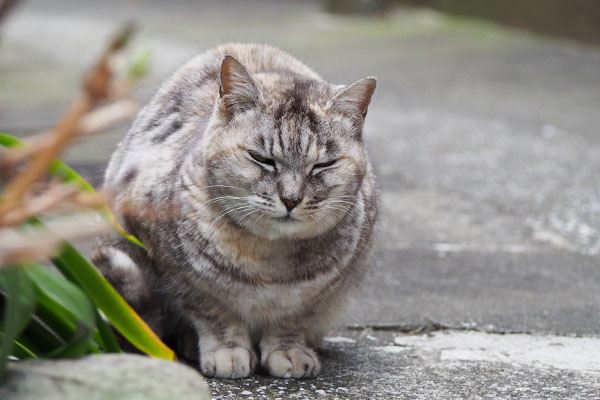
[392,331,600,374]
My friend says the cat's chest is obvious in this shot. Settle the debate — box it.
[226,270,337,323]
[208,221,342,272]
[202,227,353,320]
[183,210,361,320]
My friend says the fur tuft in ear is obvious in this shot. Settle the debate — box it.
[219,55,259,117]
[330,77,377,120]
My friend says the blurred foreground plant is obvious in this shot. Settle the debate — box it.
[0,24,174,380]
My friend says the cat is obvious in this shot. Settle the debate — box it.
[92,43,378,379]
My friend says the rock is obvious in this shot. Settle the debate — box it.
[0,354,210,400]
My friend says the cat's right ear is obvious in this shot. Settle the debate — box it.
[329,77,377,121]
[218,55,259,119]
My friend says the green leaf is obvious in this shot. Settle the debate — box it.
[128,48,152,80]
[17,314,64,355]
[0,133,24,148]
[48,160,95,193]
[5,332,39,359]
[10,338,37,359]
[0,334,37,360]
[25,264,97,357]
[0,266,37,377]
[52,243,174,359]
[0,133,171,359]
[0,132,146,250]
[94,309,122,353]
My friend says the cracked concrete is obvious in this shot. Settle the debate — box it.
[2,0,600,398]
[207,329,600,399]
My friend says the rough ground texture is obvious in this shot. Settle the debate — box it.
[207,330,600,399]
[2,0,600,398]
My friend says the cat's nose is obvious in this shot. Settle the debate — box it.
[280,196,302,212]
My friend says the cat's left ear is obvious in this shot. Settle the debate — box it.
[218,55,260,119]
[329,77,377,121]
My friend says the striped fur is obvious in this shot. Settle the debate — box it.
[94,43,378,379]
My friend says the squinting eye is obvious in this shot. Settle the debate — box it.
[314,159,337,169]
[249,151,276,168]
[311,159,338,175]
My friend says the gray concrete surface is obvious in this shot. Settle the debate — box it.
[354,249,600,335]
[2,0,600,398]
[207,329,600,399]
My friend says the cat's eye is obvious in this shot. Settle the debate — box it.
[314,160,336,169]
[311,159,337,174]
[249,151,276,169]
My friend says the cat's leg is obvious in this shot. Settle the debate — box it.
[190,315,257,379]
[260,327,321,379]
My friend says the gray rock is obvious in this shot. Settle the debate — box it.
[0,354,210,400]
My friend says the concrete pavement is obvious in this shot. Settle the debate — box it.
[206,329,600,399]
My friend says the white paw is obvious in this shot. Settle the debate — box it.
[263,347,321,379]
[200,347,257,379]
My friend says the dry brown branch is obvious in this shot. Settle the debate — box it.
[0,213,111,267]
[0,0,19,25]
[0,23,136,219]
[0,135,54,172]
[1,185,108,227]
[77,98,139,135]
[0,99,138,172]
[0,23,147,269]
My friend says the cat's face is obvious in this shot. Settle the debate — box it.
[200,56,376,240]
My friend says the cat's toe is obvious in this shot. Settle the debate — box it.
[263,347,321,379]
[201,347,257,379]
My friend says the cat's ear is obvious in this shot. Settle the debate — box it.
[329,77,377,121]
[218,55,259,118]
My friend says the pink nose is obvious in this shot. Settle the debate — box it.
[280,196,302,211]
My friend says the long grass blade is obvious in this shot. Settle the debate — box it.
[1,133,172,359]
[0,266,37,377]
[25,264,97,357]
[94,309,122,353]
[10,338,37,359]
[52,243,174,359]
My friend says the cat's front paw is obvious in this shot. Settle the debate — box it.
[263,347,321,379]
[200,347,257,379]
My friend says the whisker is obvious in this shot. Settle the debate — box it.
[211,204,255,226]
[208,205,256,236]
[204,195,246,205]
[238,209,260,224]
[253,211,266,232]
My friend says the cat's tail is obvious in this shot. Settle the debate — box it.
[91,243,166,339]
[92,243,198,360]
[92,245,145,302]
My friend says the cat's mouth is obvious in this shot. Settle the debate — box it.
[273,215,298,223]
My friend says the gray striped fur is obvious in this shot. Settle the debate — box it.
[93,43,378,379]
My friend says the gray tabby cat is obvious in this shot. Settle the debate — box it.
[92,43,377,379]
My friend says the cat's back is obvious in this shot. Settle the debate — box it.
[104,43,321,199]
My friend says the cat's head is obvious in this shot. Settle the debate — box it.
[200,55,376,240]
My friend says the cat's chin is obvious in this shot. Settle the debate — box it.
[246,216,331,241]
